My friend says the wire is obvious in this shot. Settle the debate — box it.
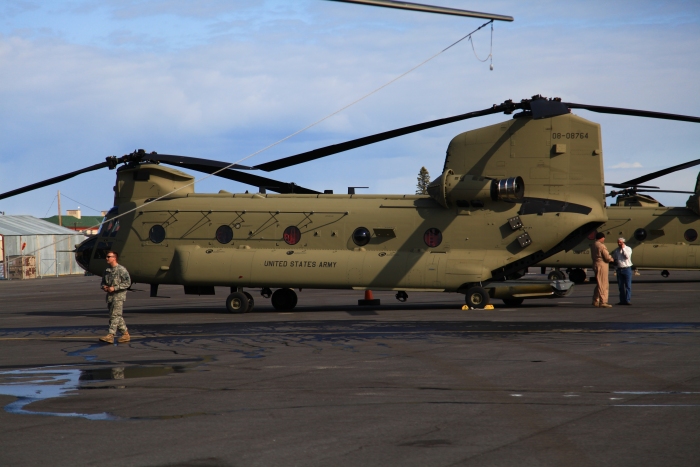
[24,20,495,258]
[60,194,104,215]
[469,21,493,64]
[43,194,57,218]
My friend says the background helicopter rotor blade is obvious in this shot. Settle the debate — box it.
[606,189,694,197]
[0,160,111,201]
[254,105,508,172]
[605,183,659,189]
[563,102,700,124]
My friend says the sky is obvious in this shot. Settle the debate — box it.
[1,0,699,218]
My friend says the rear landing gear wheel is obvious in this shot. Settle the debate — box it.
[661,270,670,278]
[465,286,490,309]
[568,268,587,284]
[271,288,298,311]
[548,270,566,281]
[244,292,255,312]
[395,291,408,302]
[226,291,249,314]
[502,298,524,307]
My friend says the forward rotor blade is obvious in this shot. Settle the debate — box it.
[563,103,700,124]
[620,158,700,187]
[0,161,110,201]
[160,161,320,194]
[254,106,505,172]
[149,153,254,171]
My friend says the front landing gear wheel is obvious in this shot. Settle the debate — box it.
[244,292,255,312]
[226,291,249,314]
[271,288,298,311]
[548,270,566,281]
[465,286,490,309]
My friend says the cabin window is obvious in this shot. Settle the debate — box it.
[283,226,301,245]
[216,225,233,244]
[352,227,371,246]
[149,225,166,244]
[634,228,647,242]
[684,229,698,242]
[424,228,443,248]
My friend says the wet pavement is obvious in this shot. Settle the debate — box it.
[1,271,699,466]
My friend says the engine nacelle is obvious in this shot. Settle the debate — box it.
[686,193,700,217]
[428,169,524,208]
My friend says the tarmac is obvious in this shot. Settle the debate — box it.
[1,270,699,467]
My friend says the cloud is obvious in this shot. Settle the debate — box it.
[610,162,643,169]
[1,1,700,215]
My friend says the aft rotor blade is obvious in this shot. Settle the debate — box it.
[620,158,700,187]
[160,161,320,194]
[0,161,110,201]
[255,105,505,172]
[325,0,514,21]
[563,103,700,124]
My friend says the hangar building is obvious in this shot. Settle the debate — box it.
[0,215,86,280]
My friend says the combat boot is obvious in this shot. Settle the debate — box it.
[99,334,114,344]
[117,332,130,343]
[599,303,613,308]
[592,300,600,307]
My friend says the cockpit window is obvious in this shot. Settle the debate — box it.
[99,207,119,237]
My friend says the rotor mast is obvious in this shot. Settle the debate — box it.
[326,0,514,22]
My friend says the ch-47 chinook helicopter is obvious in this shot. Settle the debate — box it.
[2,95,615,311]
[539,157,700,284]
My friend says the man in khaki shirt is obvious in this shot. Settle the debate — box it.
[591,232,614,307]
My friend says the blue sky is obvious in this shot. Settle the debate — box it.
[1,0,699,217]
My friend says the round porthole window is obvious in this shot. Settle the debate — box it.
[149,225,166,244]
[684,229,698,242]
[216,225,233,244]
[283,226,301,245]
[352,227,371,246]
[633,228,647,242]
[424,228,443,248]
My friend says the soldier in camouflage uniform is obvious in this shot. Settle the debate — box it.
[99,251,131,344]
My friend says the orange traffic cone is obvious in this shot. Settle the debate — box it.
[358,289,381,306]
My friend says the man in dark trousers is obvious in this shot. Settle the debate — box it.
[591,232,614,308]
[99,251,131,344]
[612,237,633,305]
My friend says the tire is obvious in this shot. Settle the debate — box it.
[226,291,249,314]
[271,288,298,311]
[548,270,566,281]
[244,292,255,313]
[568,268,587,284]
[502,298,524,307]
[465,286,490,309]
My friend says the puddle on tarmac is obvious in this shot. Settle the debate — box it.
[0,364,189,420]
[0,368,115,420]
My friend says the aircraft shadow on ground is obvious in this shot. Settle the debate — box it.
[22,301,563,318]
